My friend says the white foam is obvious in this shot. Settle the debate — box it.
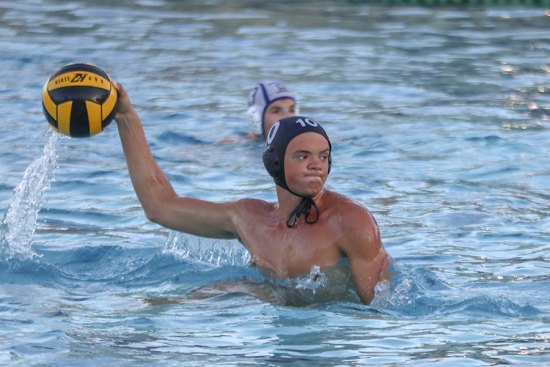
[162,230,251,267]
[295,265,328,293]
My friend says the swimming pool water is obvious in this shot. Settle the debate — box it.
[1,1,549,365]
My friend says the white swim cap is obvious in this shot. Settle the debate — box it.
[246,80,298,138]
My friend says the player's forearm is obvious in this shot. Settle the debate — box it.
[116,108,177,220]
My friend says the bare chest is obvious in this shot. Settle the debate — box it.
[240,220,343,278]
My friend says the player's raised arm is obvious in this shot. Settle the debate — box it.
[114,83,238,239]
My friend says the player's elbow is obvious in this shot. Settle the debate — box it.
[139,194,174,225]
[142,203,164,225]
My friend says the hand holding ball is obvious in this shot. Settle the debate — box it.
[42,63,118,137]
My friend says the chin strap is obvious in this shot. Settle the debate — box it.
[286,197,320,228]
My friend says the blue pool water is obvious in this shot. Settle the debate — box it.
[1,1,549,365]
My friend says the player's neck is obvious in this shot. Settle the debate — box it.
[274,186,325,221]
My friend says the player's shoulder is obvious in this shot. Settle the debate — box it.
[324,190,379,234]
[233,197,274,215]
[325,190,373,217]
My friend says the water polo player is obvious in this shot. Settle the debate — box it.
[114,82,391,305]
[246,80,299,139]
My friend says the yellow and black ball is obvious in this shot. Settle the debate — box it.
[42,63,118,138]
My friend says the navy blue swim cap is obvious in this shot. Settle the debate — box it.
[263,116,331,195]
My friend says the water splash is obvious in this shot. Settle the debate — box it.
[295,265,328,293]
[369,266,541,318]
[0,131,58,260]
[162,230,251,267]
[372,278,414,309]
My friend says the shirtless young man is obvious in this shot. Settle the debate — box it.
[114,83,391,305]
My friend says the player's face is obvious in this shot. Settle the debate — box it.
[263,98,297,137]
[284,132,330,197]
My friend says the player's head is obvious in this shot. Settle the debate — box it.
[246,80,298,138]
[263,116,331,195]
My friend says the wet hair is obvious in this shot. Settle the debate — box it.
[246,80,298,138]
[263,116,332,227]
